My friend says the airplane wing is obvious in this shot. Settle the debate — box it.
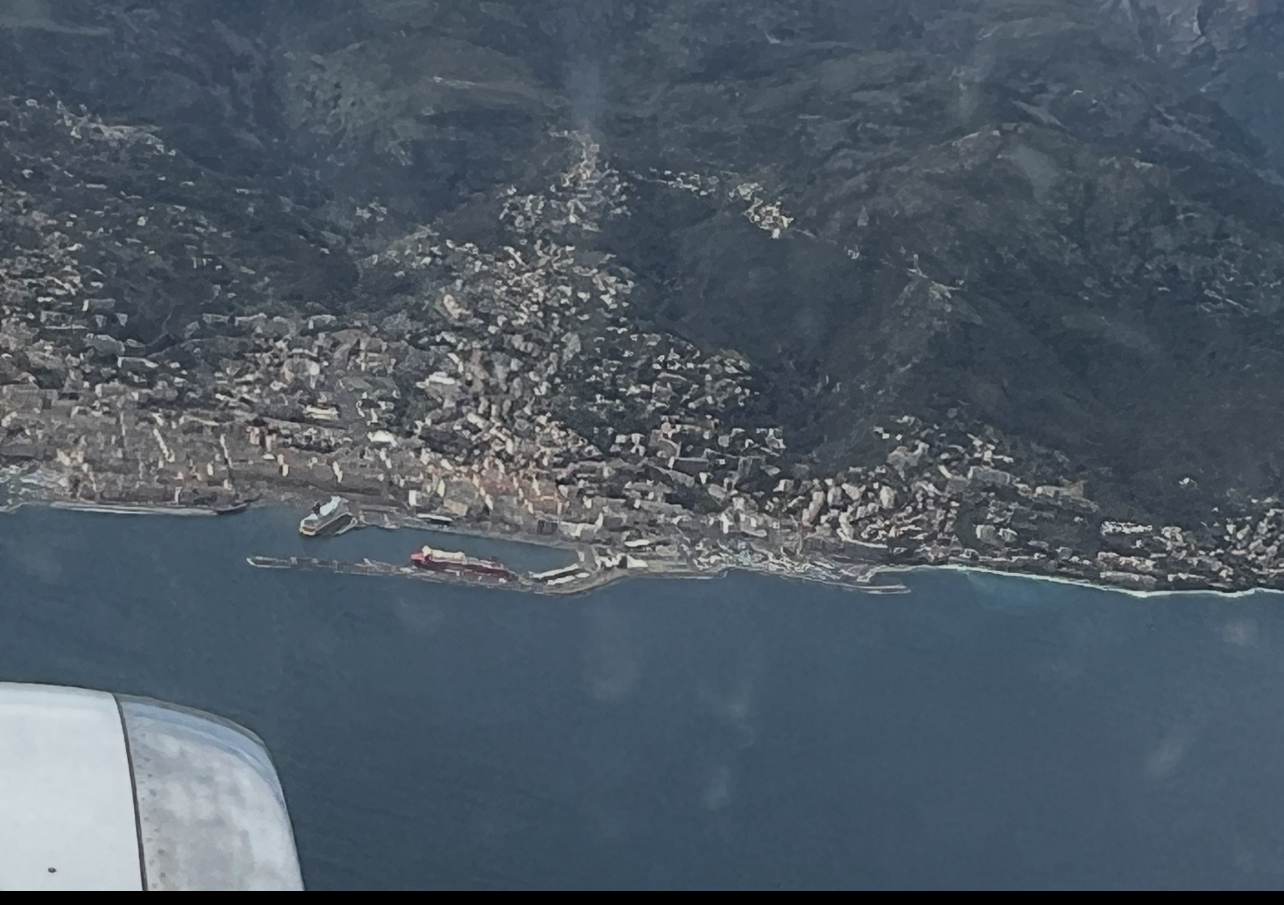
[0,683,304,891]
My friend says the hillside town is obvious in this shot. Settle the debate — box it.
[1,96,1283,594]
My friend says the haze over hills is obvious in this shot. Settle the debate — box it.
[3,0,1284,590]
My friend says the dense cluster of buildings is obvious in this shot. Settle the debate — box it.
[1,98,1281,593]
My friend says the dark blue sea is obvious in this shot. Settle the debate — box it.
[3,504,1284,889]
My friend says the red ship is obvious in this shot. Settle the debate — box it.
[410,545,515,580]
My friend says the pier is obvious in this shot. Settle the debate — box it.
[245,552,908,598]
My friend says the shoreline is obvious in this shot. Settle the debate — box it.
[3,489,1277,599]
[882,562,1284,601]
[1,489,909,597]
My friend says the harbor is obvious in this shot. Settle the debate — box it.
[230,494,907,597]
[0,479,909,597]
[244,553,616,596]
[243,551,905,598]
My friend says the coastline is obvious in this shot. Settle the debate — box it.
[878,562,1284,601]
[1,487,911,597]
[6,488,1280,600]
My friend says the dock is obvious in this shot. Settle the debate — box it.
[244,553,908,597]
[49,501,217,517]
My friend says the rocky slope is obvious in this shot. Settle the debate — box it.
[3,1,1284,587]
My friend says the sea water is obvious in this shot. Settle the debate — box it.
[2,505,1283,889]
